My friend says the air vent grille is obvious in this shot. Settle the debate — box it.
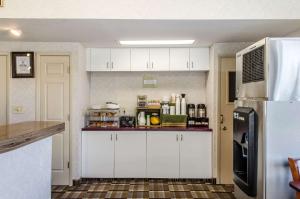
[242,46,264,83]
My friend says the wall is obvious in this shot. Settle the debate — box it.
[207,42,253,181]
[90,72,207,115]
[0,41,90,182]
[286,28,300,36]
[0,0,300,19]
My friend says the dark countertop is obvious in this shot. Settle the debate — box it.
[82,127,212,132]
[0,121,65,154]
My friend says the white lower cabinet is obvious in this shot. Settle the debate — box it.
[82,131,212,179]
[114,131,147,178]
[82,131,114,178]
[179,132,212,178]
[147,131,180,178]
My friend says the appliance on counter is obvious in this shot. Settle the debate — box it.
[187,103,209,128]
[85,106,120,128]
[197,104,206,118]
[234,38,300,199]
[119,116,136,128]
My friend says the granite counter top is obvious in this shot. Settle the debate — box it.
[0,121,65,154]
[82,127,212,132]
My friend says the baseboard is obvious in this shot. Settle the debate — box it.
[78,178,216,184]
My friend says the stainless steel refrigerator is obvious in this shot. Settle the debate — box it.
[234,37,300,199]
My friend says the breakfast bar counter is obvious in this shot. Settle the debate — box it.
[0,121,65,199]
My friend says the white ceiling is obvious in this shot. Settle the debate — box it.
[0,19,300,47]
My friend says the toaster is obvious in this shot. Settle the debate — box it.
[119,116,136,128]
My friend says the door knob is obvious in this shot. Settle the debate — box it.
[222,126,227,131]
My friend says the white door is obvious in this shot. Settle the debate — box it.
[40,55,70,185]
[82,131,114,178]
[149,48,170,71]
[131,48,149,71]
[147,131,180,178]
[170,48,190,71]
[115,131,146,178]
[219,57,236,184]
[180,132,212,178]
[190,48,209,71]
[90,48,110,71]
[0,55,7,125]
[110,48,131,71]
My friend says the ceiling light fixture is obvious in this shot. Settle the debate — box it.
[10,29,22,37]
[119,40,195,45]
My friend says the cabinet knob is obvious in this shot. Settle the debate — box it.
[176,134,179,141]
[181,134,183,141]
[110,134,113,141]
[187,62,189,69]
[116,134,118,141]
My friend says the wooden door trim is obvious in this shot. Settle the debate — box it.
[0,53,10,124]
[217,56,235,183]
[35,52,71,185]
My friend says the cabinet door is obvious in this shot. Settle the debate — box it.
[90,48,111,71]
[131,48,150,71]
[149,48,170,71]
[82,131,114,178]
[190,48,209,71]
[86,48,91,71]
[180,131,212,178]
[115,131,147,178]
[147,131,180,178]
[170,48,190,71]
[110,48,131,71]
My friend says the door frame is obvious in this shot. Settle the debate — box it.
[0,53,10,124]
[217,56,236,183]
[35,52,72,185]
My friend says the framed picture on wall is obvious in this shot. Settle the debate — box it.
[11,52,34,78]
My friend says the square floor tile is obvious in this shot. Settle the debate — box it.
[128,191,149,198]
[149,191,171,198]
[105,191,129,198]
[84,192,107,198]
[190,191,216,198]
[129,184,149,191]
[170,191,193,198]
[88,184,111,192]
[149,183,170,191]
[110,184,130,191]
[168,184,191,191]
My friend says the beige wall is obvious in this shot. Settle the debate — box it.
[286,28,300,36]
[0,42,90,181]
[0,0,300,19]
[207,42,253,181]
[90,71,207,115]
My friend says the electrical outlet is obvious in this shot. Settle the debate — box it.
[12,106,24,114]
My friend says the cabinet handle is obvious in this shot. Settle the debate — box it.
[116,134,118,141]
[146,62,149,68]
[152,62,154,68]
[192,62,194,68]
[106,62,109,69]
[181,134,183,141]
[187,62,189,69]
[110,134,113,141]
[111,62,114,69]
[176,134,179,141]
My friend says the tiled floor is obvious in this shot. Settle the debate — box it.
[52,179,235,199]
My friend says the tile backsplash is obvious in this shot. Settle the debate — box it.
[90,71,207,115]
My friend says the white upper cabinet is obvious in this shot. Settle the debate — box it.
[190,48,209,71]
[90,48,111,71]
[86,47,209,72]
[110,48,131,71]
[149,48,170,71]
[131,48,150,71]
[170,48,190,71]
